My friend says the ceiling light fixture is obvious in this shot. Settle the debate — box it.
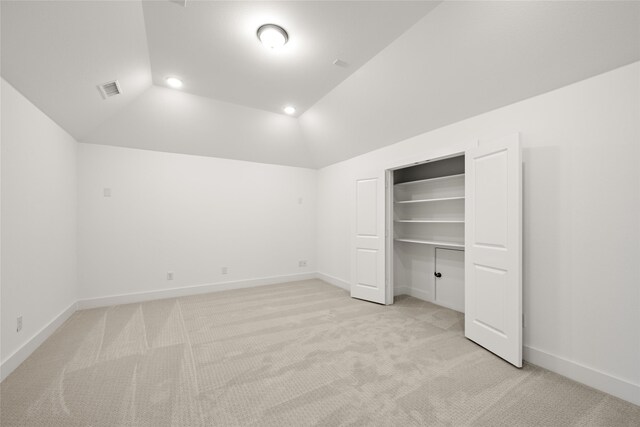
[283,106,296,115]
[257,24,288,49]
[165,77,183,88]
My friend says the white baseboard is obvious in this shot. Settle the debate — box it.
[407,287,431,302]
[4,275,639,407]
[77,273,317,309]
[315,272,350,291]
[316,275,429,301]
[392,283,432,302]
[388,282,640,406]
[524,345,640,406]
[2,273,316,383]
[316,274,416,302]
[1,301,77,382]
[394,285,410,296]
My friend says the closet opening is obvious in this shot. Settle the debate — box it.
[388,153,466,313]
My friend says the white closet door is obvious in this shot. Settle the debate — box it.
[465,133,522,367]
[351,171,387,304]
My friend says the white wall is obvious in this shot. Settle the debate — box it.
[317,63,640,401]
[77,144,317,303]
[1,79,78,370]
[301,1,640,167]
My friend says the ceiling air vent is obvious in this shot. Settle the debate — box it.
[333,59,348,68]
[98,80,122,99]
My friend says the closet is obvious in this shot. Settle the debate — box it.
[392,155,466,312]
[351,134,523,367]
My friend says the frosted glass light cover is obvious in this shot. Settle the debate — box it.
[257,24,288,49]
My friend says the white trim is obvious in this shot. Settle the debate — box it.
[524,345,640,406]
[77,273,316,309]
[315,272,350,291]
[317,276,640,405]
[318,274,423,301]
[407,287,431,302]
[3,275,639,407]
[1,301,77,382]
[392,284,431,302]
[394,285,410,297]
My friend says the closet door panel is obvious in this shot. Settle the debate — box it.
[351,173,387,304]
[473,150,509,248]
[465,133,522,367]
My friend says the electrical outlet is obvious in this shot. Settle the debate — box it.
[298,260,307,267]
[17,316,22,333]
[167,271,174,280]
[221,267,228,275]
[103,188,112,197]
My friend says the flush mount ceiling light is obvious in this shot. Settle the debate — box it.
[165,76,183,88]
[257,24,289,49]
[283,106,296,115]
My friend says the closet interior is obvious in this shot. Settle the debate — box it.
[392,154,466,312]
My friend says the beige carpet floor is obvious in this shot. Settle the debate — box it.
[1,279,639,426]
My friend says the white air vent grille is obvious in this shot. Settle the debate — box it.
[333,59,348,68]
[98,80,121,99]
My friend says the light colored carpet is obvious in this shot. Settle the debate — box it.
[1,279,638,426]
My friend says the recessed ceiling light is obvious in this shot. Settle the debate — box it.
[165,77,183,88]
[257,24,288,49]
[283,106,296,115]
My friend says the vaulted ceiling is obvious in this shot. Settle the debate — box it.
[2,1,639,168]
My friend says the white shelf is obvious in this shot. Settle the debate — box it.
[394,238,465,249]
[395,196,465,204]
[395,219,464,223]
[394,173,464,187]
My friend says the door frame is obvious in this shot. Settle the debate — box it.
[384,169,394,304]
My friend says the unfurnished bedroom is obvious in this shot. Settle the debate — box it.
[1,1,639,426]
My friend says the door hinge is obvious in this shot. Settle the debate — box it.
[522,313,525,328]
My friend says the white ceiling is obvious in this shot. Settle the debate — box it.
[2,1,639,169]
[141,1,437,116]
[300,0,640,167]
[84,85,313,168]
[0,1,152,139]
